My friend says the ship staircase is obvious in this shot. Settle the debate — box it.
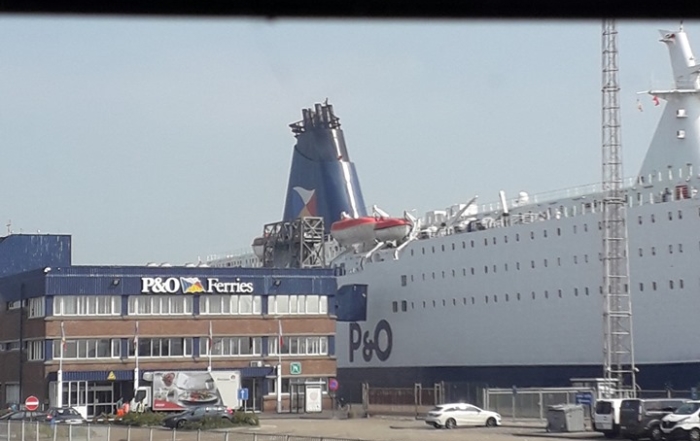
[601,20,637,398]
[261,216,326,268]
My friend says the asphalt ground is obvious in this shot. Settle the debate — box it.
[244,416,607,441]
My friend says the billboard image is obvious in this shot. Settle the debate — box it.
[151,370,241,411]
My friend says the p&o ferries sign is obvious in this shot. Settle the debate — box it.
[141,277,254,294]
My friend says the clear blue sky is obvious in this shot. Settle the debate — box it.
[0,17,691,265]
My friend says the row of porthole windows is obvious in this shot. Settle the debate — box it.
[410,224,598,256]
[638,210,685,224]
[391,287,596,311]
[392,278,684,311]
[638,244,684,256]
[639,280,684,291]
[400,255,591,285]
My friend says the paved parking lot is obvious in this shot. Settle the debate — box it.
[246,417,606,441]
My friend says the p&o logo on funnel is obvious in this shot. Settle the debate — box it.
[180,277,205,293]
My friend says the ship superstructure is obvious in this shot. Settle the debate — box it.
[210,27,700,394]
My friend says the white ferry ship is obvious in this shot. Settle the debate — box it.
[210,26,700,395]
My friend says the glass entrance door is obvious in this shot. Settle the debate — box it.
[89,383,114,418]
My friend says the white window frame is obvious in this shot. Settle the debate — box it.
[25,340,45,361]
[128,337,193,358]
[53,338,121,360]
[200,336,262,357]
[28,297,45,318]
[128,296,192,316]
[268,336,329,356]
[199,295,261,315]
[269,295,328,315]
[54,296,121,317]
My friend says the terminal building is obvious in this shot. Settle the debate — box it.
[0,234,338,416]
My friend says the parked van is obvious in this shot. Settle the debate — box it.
[660,400,700,441]
[619,398,685,440]
[594,399,625,438]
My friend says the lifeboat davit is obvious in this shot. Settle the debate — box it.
[374,217,411,242]
[251,236,265,259]
[330,216,378,246]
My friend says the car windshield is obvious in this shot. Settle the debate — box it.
[674,402,700,415]
[429,406,445,412]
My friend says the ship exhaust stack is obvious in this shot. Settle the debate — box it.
[283,102,368,233]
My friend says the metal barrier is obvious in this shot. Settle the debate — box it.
[0,421,366,441]
[483,387,597,420]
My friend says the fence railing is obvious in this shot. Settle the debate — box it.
[0,421,363,441]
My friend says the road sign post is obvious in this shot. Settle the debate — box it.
[25,396,39,412]
[238,388,249,412]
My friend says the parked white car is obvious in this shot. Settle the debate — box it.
[660,400,700,441]
[425,403,501,429]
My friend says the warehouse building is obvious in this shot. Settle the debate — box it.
[0,234,338,416]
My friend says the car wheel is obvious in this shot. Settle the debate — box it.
[176,420,186,429]
[650,426,663,441]
[445,418,456,429]
[486,417,497,427]
[432,423,440,429]
[690,428,700,441]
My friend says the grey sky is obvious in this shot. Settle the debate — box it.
[0,18,689,265]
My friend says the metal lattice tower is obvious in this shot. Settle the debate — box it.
[601,19,636,397]
[261,216,325,269]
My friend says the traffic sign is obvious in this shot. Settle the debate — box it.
[238,388,249,401]
[575,392,594,405]
[290,362,302,375]
[329,378,339,392]
[25,396,39,411]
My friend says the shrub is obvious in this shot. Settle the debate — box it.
[233,411,259,426]
[117,411,167,427]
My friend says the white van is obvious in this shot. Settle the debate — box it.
[660,400,700,441]
[594,398,625,438]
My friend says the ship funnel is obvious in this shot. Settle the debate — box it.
[282,102,367,233]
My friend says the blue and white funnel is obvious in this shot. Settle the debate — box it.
[282,102,368,232]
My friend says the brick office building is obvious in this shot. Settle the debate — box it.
[0,234,338,416]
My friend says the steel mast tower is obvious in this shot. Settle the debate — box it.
[601,19,636,397]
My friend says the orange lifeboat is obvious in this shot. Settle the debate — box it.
[330,216,378,246]
[374,217,411,242]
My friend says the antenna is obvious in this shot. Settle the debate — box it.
[601,19,636,398]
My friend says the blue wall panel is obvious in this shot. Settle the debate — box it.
[0,235,71,278]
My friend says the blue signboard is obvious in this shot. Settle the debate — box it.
[575,392,594,405]
[238,388,249,401]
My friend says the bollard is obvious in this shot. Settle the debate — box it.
[127,424,131,441]
[149,427,153,441]
[87,423,91,441]
[224,431,230,441]
[172,427,176,441]
[69,422,73,440]
[197,429,201,441]
[35,421,39,441]
[107,424,111,441]
[52,421,57,441]
[21,419,25,441]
